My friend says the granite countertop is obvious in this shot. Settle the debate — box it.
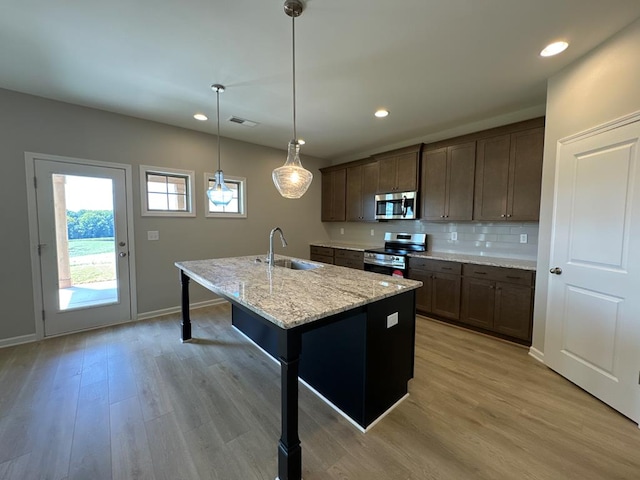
[408,252,537,271]
[310,242,375,252]
[176,255,422,330]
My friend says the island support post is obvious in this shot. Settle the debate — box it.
[180,270,192,342]
[277,328,303,480]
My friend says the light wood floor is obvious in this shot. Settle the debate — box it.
[1,304,639,480]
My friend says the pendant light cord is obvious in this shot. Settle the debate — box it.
[216,88,221,171]
[292,14,297,142]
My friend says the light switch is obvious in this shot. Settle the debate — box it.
[451,232,458,241]
[520,234,528,243]
[387,312,399,328]
[147,230,159,241]
[370,229,375,236]
[340,228,344,235]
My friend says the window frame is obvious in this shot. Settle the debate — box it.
[204,173,247,218]
[139,165,196,217]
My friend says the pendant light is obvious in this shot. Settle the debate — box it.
[207,84,234,206]
[272,0,313,199]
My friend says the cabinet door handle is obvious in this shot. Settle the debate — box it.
[442,267,452,270]
[506,214,512,218]
[474,271,487,275]
[501,214,506,218]
[506,276,521,280]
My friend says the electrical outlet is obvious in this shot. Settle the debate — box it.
[147,230,159,241]
[520,234,528,244]
[370,229,375,236]
[451,232,458,241]
[386,312,399,328]
[340,228,344,235]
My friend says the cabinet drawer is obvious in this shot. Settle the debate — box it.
[310,253,334,265]
[310,246,334,257]
[409,257,462,275]
[334,257,364,270]
[462,264,533,285]
[334,249,364,261]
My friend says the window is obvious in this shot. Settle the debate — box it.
[205,173,247,218]
[140,165,195,217]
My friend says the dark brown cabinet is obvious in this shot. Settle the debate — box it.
[421,142,476,221]
[374,145,421,193]
[310,246,334,264]
[321,168,346,222]
[474,127,544,221]
[408,258,461,320]
[346,162,379,222]
[460,264,534,343]
[310,246,364,270]
[334,248,364,270]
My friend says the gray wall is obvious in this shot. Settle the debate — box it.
[532,17,640,355]
[0,89,331,341]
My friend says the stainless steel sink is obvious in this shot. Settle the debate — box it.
[273,259,322,271]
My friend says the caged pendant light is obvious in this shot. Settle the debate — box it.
[272,0,313,199]
[207,84,234,206]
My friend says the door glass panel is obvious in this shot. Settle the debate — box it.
[53,174,119,310]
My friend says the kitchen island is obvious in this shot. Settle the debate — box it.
[175,255,421,480]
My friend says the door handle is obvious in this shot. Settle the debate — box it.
[119,252,127,258]
[549,267,562,275]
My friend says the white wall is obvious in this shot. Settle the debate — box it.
[0,89,331,342]
[532,17,640,355]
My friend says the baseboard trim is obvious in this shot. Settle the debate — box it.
[528,346,545,363]
[137,298,227,321]
[0,333,38,349]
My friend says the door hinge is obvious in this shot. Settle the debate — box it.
[42,310,45,322]
[34,176,37,189]
[37,244,44,256]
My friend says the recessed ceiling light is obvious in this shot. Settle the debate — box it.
[194,113,208,121]
[540,41,569,57]
[375,109,389,118]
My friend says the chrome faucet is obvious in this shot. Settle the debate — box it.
[267,227,288,266]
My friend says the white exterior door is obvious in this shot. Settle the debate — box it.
[33,157,133,336]
[545,118,640,424]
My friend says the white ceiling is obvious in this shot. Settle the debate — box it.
[2,0,640,160]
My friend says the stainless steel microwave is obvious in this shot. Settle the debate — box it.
[375,191,417,220]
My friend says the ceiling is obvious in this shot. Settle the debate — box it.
[2,1,640,160]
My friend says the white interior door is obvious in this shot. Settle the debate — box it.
[34,158,133,336]
[545,118,640,424]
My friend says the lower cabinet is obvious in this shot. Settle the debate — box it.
[461,264,534,343]
[310,245,334,264]
[408,258,461,320]
[334,248,364,270]
[310,246,364,270]
[409,257,535,345]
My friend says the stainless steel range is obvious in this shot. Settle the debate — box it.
[364,232,427,277]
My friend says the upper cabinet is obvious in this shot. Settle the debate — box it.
[346,162,379,222]
[474,127,544,221]
[421,141,476,221]
[321,168,346,222]
[373,145,421,193]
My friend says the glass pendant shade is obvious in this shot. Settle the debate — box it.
[207,170,234,205]
[272,141,313,199]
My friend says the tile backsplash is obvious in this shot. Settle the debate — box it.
[325,221,539,260]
